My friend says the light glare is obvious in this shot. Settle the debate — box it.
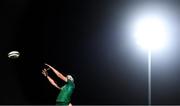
[134,16,168,50]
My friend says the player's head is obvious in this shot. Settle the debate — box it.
[67,75,74,82]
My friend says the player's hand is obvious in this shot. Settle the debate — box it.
[45,63,53,69]
[44,63,50,66]
[42,69,48,77]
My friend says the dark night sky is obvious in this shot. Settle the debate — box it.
[0,0,180,105]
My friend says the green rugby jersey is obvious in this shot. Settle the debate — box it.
[56,79,75,103]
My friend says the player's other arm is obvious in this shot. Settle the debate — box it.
[45,63,67,82]
[42,69,61,90]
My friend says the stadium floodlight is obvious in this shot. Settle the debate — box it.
[133,16,168,51]
[133,15,169,105]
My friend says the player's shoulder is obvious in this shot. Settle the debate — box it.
[67,79,75,86]
[67,79,74,83]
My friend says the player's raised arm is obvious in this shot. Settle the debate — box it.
[42,69,61,90]
[45,63,67,82]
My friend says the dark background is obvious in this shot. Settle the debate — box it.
[0,0,180,105]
